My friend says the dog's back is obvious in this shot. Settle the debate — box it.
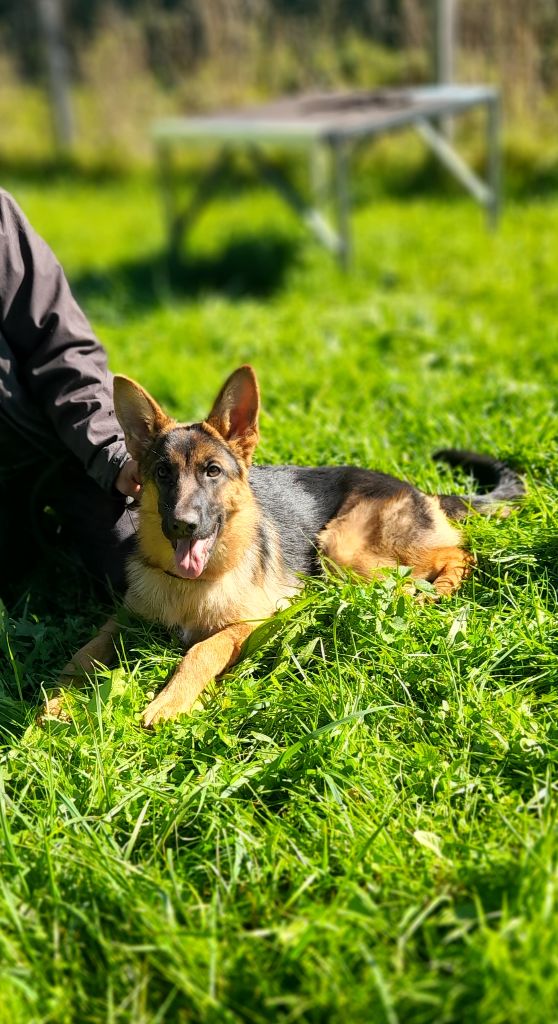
[250,464,416,576]
[250,451,524,579]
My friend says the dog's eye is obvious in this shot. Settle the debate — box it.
[206,463,222,478]
[156,464,171,481]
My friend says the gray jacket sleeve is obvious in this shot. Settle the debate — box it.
[0,189,129,492]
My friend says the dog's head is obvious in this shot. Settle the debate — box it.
[114,366,260,580]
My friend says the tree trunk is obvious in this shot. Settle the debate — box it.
[34,0,75,151]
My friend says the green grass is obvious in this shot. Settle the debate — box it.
[2,171,558,1022]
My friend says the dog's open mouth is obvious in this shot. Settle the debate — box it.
[173,523,219,580]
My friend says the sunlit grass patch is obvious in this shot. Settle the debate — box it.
[1,177,558,1021]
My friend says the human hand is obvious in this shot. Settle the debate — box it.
[115,459,141,498]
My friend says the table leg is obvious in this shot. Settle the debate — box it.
[486,95,502,229]
[331,138,352,270]
[249,143,343,257]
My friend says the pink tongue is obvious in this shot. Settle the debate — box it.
[175,537,211,579]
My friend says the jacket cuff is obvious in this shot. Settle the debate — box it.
[88,444,131,493]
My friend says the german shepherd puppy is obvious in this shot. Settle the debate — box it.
[50,366,523,726]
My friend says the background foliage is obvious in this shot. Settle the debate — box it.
[1,1,558,163]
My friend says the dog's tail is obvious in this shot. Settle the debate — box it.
[434,449,525,519]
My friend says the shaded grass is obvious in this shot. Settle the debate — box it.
[3,126,558,200]
[2,172,558,1021]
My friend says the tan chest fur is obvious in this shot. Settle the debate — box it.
[125,554,297,644]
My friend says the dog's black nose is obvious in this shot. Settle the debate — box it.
[171,513,199,537]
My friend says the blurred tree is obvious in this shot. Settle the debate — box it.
[34,0,75,148]
[0,0,556,127]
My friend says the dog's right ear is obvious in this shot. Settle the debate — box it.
[113,376,171,460]
[206,365,260,464]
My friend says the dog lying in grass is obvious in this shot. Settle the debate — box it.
[48,366,523,726]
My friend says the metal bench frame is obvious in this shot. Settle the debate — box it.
[152,84,501,269]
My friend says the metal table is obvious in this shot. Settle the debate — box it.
[152,84,501,269]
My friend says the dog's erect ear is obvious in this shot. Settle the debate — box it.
[114,376,171,461]
[206,365,260,464]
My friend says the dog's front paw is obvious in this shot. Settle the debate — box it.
[142,685,194,728]
[37,692,73,726]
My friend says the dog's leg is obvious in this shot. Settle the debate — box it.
[60,616,122,679]
[42,616,122,720]
[142,621,254,727]
[413,546,474,597]
[318,494,472,598]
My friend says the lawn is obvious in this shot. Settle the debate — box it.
[2,170,558,1023]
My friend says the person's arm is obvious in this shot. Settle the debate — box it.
[0,189,137,495]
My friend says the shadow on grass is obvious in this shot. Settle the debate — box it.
[528,534,558,591]
[0,697,32,744]
[0,153,279,191]
[0,548,115,741]
[5,146,558,200]
[73,234,300,311]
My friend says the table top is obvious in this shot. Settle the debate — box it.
[153,85,498,146]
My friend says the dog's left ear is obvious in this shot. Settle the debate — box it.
[114,375,172,461]
[206,365,260,464]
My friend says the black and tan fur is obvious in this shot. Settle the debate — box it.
[48,366,523,726]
